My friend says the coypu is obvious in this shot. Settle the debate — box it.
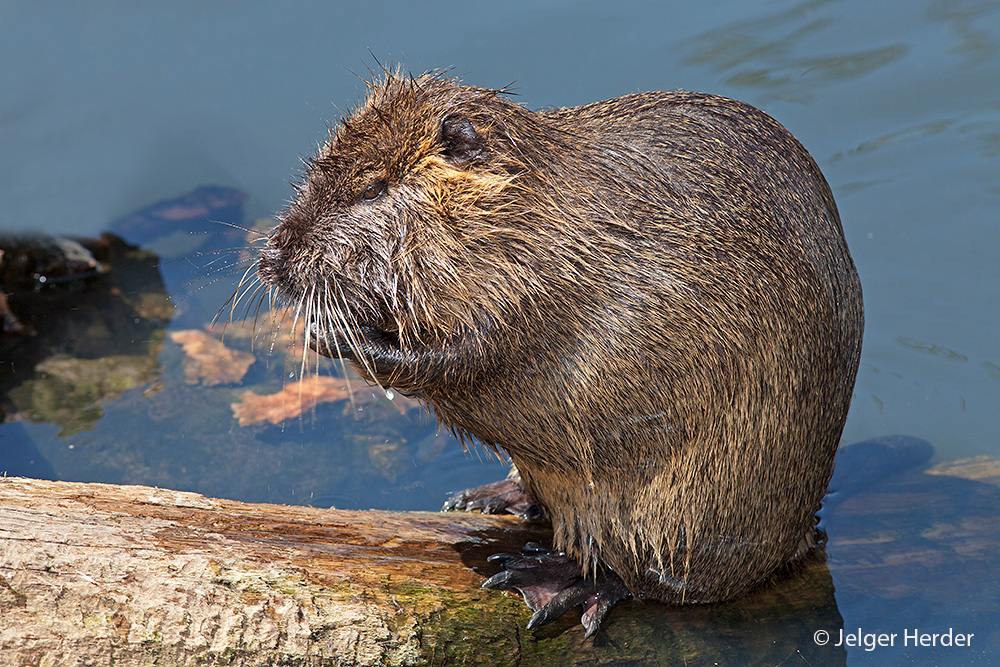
[255,69,863,635]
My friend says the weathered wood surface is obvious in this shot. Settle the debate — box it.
[0,475,849,667]
[0,476,546,667]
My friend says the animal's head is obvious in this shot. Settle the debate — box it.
[257,71,561,360]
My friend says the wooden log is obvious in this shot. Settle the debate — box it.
[0,476,551,666]
[12,465,971,666]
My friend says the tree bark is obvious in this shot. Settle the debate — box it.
[0,476,548,667]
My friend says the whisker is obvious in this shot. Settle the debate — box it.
[237,281,271,347]
[158,244,262,267]
[333,280,382,388]
[205,217,271,240]
[167,250,256,304]
[213,260,263,328]
[231,266,269,322]
[322,281,357,411]
[257,287,286,363]
[300,285,316,387]
[250,285,273,356]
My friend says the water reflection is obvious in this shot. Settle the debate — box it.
[927,0,1000,63]
[0,233,169,436]
[680,0,907,101]
[0,186,509,508]
[829,109,1000,166]
[822,452,1000,664]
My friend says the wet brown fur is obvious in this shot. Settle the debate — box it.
[257,69,863,604]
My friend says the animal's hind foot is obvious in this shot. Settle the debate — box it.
[483,542,631,637]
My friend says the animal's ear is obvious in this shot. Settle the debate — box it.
[440,114,486,166]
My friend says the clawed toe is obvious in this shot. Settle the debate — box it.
[483,542,630,637]
[441,479,545,519]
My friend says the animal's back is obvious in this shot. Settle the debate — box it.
[488,90,865,602]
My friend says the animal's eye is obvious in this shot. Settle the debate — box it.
[360,180,387,202]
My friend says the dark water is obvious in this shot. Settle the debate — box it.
[2,1,998,664]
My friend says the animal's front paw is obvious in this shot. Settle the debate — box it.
[441,479,544,519]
